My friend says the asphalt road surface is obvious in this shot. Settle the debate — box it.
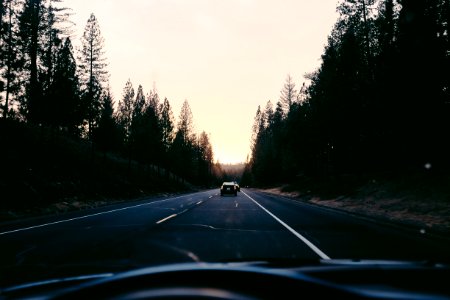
[1,189,449,286]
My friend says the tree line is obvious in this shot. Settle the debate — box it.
[247,0,450,186]
[113,80,215,186]
[0,0,214,186]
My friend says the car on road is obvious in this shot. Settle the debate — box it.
[234,181,240,192]
[221,182,238,196]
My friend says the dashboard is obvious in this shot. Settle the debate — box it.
[1,260,450,299]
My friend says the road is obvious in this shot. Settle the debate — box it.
[1,189,449,287]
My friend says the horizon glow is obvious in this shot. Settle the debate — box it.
[63,0,340,164]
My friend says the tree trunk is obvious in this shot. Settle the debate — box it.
[3,1,13,119]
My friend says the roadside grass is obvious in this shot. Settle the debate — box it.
[261,171,450,235]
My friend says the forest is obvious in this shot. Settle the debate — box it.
[245,0,450,189]
[0,0,218,217]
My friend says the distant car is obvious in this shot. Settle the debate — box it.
[220,182,237,196]
[234,181,240,192]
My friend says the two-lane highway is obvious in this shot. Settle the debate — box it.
[1,189,449,287]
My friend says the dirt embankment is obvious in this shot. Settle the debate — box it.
[262,173,450,236]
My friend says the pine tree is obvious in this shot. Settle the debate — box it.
[134,98,162,165]
[197,131,213,184]
[129,83,158,164]
[171,99,195,180]
[337,0,376,68]
[250,105,262,156]
[46,37,80,133]
[17,0,72,123]
[78,13,108,139]
[41,0,72,104]
[94,88,118,153]
[159,97,174,153]
[132,84,145,119]
[116,79,134,144]
[264,100,274,129]
[176,99,195,147]
[147,85,160,116]
[279,74,297,116]
[0,0,20,119]
[18,0,46,122]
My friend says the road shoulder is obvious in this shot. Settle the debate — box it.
[254,187,450,240]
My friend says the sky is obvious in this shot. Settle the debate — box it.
[63,0,340,164]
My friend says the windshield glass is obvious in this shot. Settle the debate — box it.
[1,0,450,292]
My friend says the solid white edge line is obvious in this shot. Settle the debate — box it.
[0,191,214,236]
[242,191,330,260]
[156,214,178,224]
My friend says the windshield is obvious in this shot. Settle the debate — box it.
[1,0,450,291]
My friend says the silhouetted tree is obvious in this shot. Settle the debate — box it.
[15,0,70,122]
[132,84,145,119]
[0,0,20,119]
[176,99,195,147]
[250,105,262,155]
[41,1,71,110]
[46,37,81,133]
[147,85,160,116]
[160,97,174,153]
[197,131,213,184]
[17,0,46,122]
[94,87,119,153]
[78,13,108,139]
[339,0,376,58]
[171,99,196,181]
[140,97,163,166]
[279,74,297,117]
[129,84,163,165]
[116,79,134,146]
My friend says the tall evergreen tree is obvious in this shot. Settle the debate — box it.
[40,0,72,106]
[147,85,160,117]
[94,87,119,153]
[46,37,80,133]
[197,131,213,184]
[18,0,46,122]
[171,99,195,180]
[78,13,108,139]
[116,79,134,145]
[337,0,376,69]
[0,0,20,119]
[250,105,262,156]
[132,84,145,119]
[159,97,174,153]
[132,97,162,165]
[17,0,72,123]
[129,83,162,165]
[279,74,297,117]
[176,99,195,147]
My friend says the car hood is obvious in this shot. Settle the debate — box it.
[1,259,450,300]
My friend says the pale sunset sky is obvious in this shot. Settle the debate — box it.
[63,0,340,164]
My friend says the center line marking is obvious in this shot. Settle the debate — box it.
[242,191,330,260]
[156,214,177,224]
[197,201,202,205]
[0,190,215,236]
[235,203,239,208]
